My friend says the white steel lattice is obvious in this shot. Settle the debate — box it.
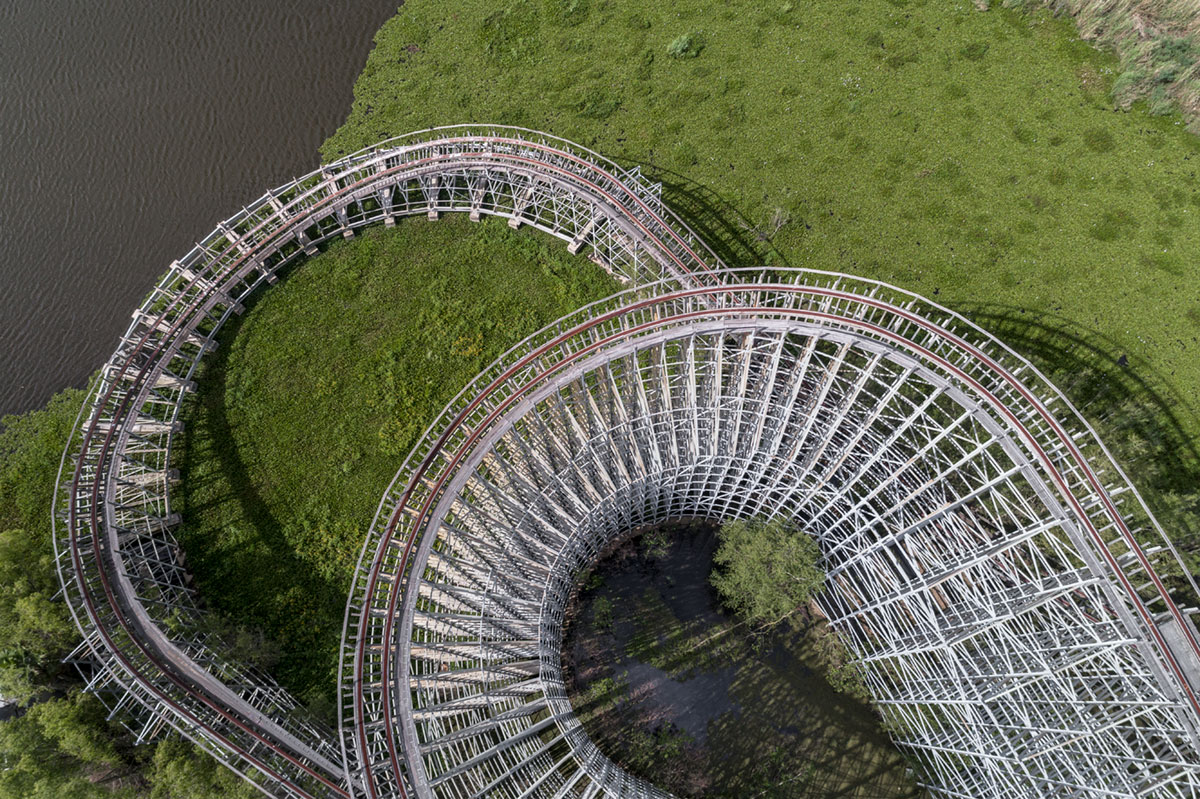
[345,274,1200,799]
[50,127,1200,799]
[53,126,723,799]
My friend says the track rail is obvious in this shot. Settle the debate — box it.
[50,127,1200,799]
[348,271,1200,798]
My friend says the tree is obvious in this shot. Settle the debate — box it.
[710,516,824,626]
[0,694,124,799]
[146,737,261,799]
[0,392,144,799]
[0,527,78,702]
[0,389,86,703]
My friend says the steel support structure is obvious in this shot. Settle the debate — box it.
[53,127,1200,799]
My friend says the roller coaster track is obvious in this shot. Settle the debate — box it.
[52,127,1200,798]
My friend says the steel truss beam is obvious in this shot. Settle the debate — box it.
[54,127,724,799]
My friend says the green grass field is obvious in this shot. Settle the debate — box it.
[6,1,1200,794]
[324,0,1200,450]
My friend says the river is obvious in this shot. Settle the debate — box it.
[0,0,397,416]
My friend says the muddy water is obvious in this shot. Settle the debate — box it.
[0,1,396,415]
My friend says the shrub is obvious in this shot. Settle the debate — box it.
[711,516,824,625]
[543,0,588,27]
[959,41,989,62]
[667,33,702,59]
[574,86,620,119]
[641,528,670,559]
[1089,206,1139,241]
[1150,85,1174,116]
[1082,126,1115,153]
[592,596,614,630]
[1152,37,1197,84]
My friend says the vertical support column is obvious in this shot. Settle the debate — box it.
[379,185,396,227]
[422,175,441,220]
[469,174,487,222]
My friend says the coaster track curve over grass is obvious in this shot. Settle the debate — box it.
[52,127,1200,799]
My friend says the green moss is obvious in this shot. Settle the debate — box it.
[1089,206,1140,241]
[1082,126,1117,152]
[477,1,543,66]
[543,0,590,27]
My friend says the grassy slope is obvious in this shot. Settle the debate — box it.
[323,0,1200,453]
[176,218,616,705]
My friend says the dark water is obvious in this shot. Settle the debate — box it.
[575,523,741,743]
[565,522,921,797]
[0,1,397,416]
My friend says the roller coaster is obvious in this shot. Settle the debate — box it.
[52,126,1200,798]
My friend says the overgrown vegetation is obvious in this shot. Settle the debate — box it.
[0,393,258,799]
[0,217,613,792]
[324,0,1200,481]
[960,304,1200,591]
[1008,1,1200,127]
[0,391,82,706]
[711,516,825,627]
[318,0,1200,647]
[8,0,1200,793]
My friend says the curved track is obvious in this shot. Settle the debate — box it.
[54,128,1200,799]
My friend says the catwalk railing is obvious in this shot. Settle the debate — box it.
[52,126,723,799]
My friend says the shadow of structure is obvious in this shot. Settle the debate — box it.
[624,158,793,272]
[562,524,928,798]
[634,152,1200,532]
[956,302,1200,561]
[622,156,1200,513]
[163,154,1200,789]
[173,277,346,711]
[700,621,926,799]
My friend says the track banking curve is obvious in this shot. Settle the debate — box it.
[52,127,1200,799]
